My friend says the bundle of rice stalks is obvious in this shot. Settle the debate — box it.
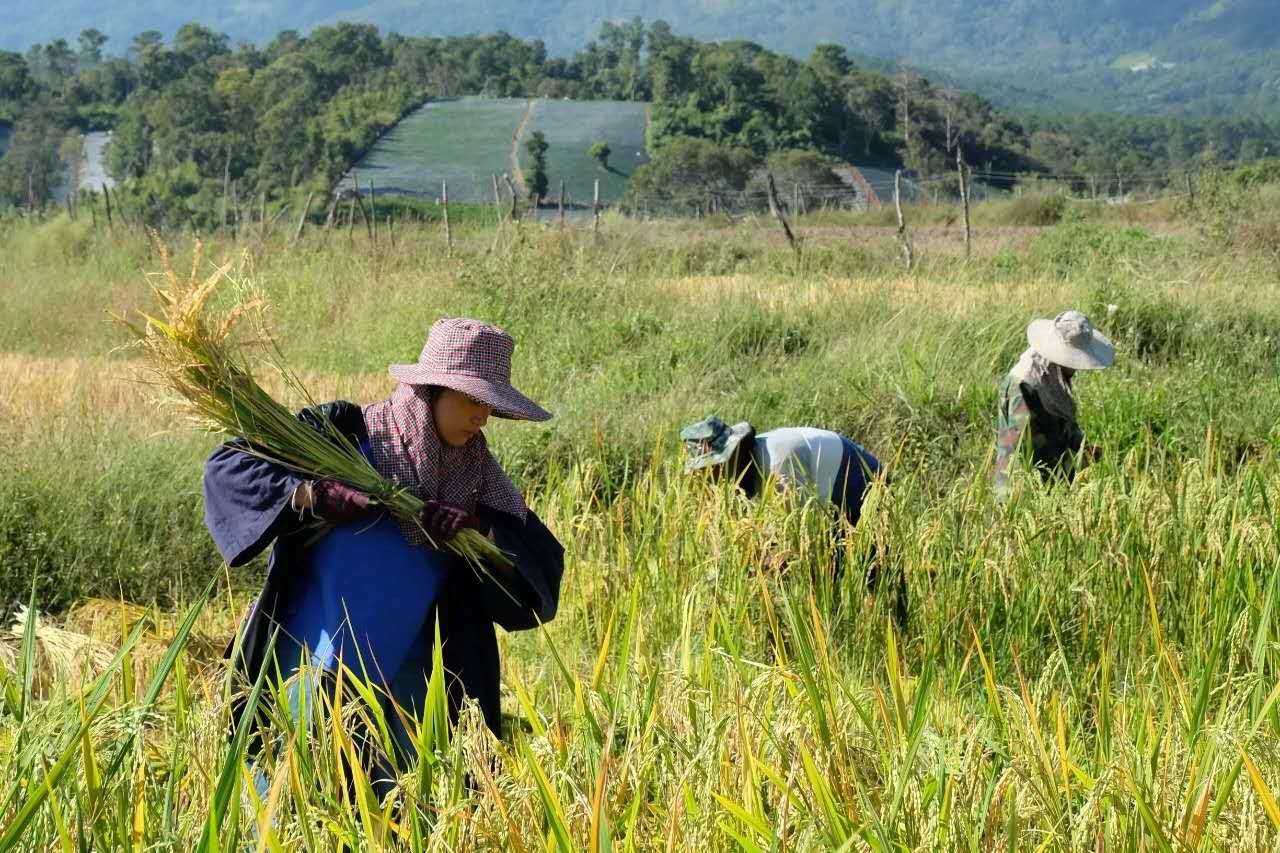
[0,606,117,699]
[117,237,512,571]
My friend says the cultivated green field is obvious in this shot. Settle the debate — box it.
[1,193,1279,849]
[517,99,650,205]
[350,96,649,206]
[349,97,530,203]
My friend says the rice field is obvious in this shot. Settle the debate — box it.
[347,97,531,203]
[0,205,1279,850]
[516,99,650,205]
[347,96,649,206]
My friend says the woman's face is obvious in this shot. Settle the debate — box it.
[431,388,493,447]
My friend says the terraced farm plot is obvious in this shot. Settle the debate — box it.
[518,99,649,205]
[348,97,530,202]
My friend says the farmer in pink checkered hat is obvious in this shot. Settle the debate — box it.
[203,317,561,793]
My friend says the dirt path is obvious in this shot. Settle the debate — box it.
[509,100,536,197]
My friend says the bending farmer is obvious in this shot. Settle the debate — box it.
[679,416,903,623]
[994,310,1115,497]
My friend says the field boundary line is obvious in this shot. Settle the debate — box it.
[510,99,536,197]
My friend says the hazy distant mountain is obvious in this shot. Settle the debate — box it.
[4,0,1277,114]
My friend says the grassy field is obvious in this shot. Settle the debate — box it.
[517,99,649,205]
[349,96,649,206]
[1,195,1279,849]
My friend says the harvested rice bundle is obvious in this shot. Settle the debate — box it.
[117,238,512,570]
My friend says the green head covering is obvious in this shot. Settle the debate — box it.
[679,415,753,472]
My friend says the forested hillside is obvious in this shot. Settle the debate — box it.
[1,1,1277,114]
[2,20,1279,224]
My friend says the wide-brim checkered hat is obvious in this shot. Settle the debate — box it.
[1027,310,1115,371]
[389,317,552,421]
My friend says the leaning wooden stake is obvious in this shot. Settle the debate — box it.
[268,204,291,233]
[558,179,566,229]
[592,179,600,237]
[293,191,315,243]
[442,180,453,257]
[765,172,800,259]
[894,169,914,271]
[503,174,520,222]
[492,174,503,224]
[355,188,373,241]
[956,148,972,258]
[102,184,114,230]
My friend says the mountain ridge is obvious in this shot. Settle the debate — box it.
[3,1,1277,115]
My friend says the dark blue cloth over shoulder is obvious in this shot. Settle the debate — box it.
[202,400,564,737]
[831,437,881,527]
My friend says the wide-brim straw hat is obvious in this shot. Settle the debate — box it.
[1027,310,1115,371]
[679,415,753,472]
[389,317,552,421]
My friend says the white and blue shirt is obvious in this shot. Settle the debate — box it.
[750,428,881,524]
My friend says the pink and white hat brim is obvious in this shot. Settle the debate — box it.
[388,365,552,421]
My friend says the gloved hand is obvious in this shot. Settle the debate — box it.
[420,499,484,543]
[311,480,373,525]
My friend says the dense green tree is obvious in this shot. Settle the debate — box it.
[0,112,65,207]
[0,52,32,104]
[589,141,611,171]
[525,129,549,200]
[76,29,107,68]
[623,135,757,213]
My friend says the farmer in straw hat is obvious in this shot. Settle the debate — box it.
[203,318,562,789]
[678,417,905,626]
[993,310,1116,497]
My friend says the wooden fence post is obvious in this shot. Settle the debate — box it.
[957,148,971,258]
[592,179,600,237]
[103,184,114,230]
[558,179,566,229]
[259,191,267,239]
[268,204,291,232]
[293,191,315,243]
[442,180,453,257]
[221,151,231,232]
[492,174,503,224]
[369,179,378,245]
[894,170,914,271]
[230,182,240,239]
[503,174,520,222]
[765,172,800,259]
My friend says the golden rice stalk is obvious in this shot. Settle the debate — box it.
[116,235,512,571]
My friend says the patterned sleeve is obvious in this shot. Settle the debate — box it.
[993,380,1031,498]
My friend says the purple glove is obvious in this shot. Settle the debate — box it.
[420,499,484,543]
[311,480,373,525]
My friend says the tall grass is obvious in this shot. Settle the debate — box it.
[1,451,1278,848]
[1,202,1279,848]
